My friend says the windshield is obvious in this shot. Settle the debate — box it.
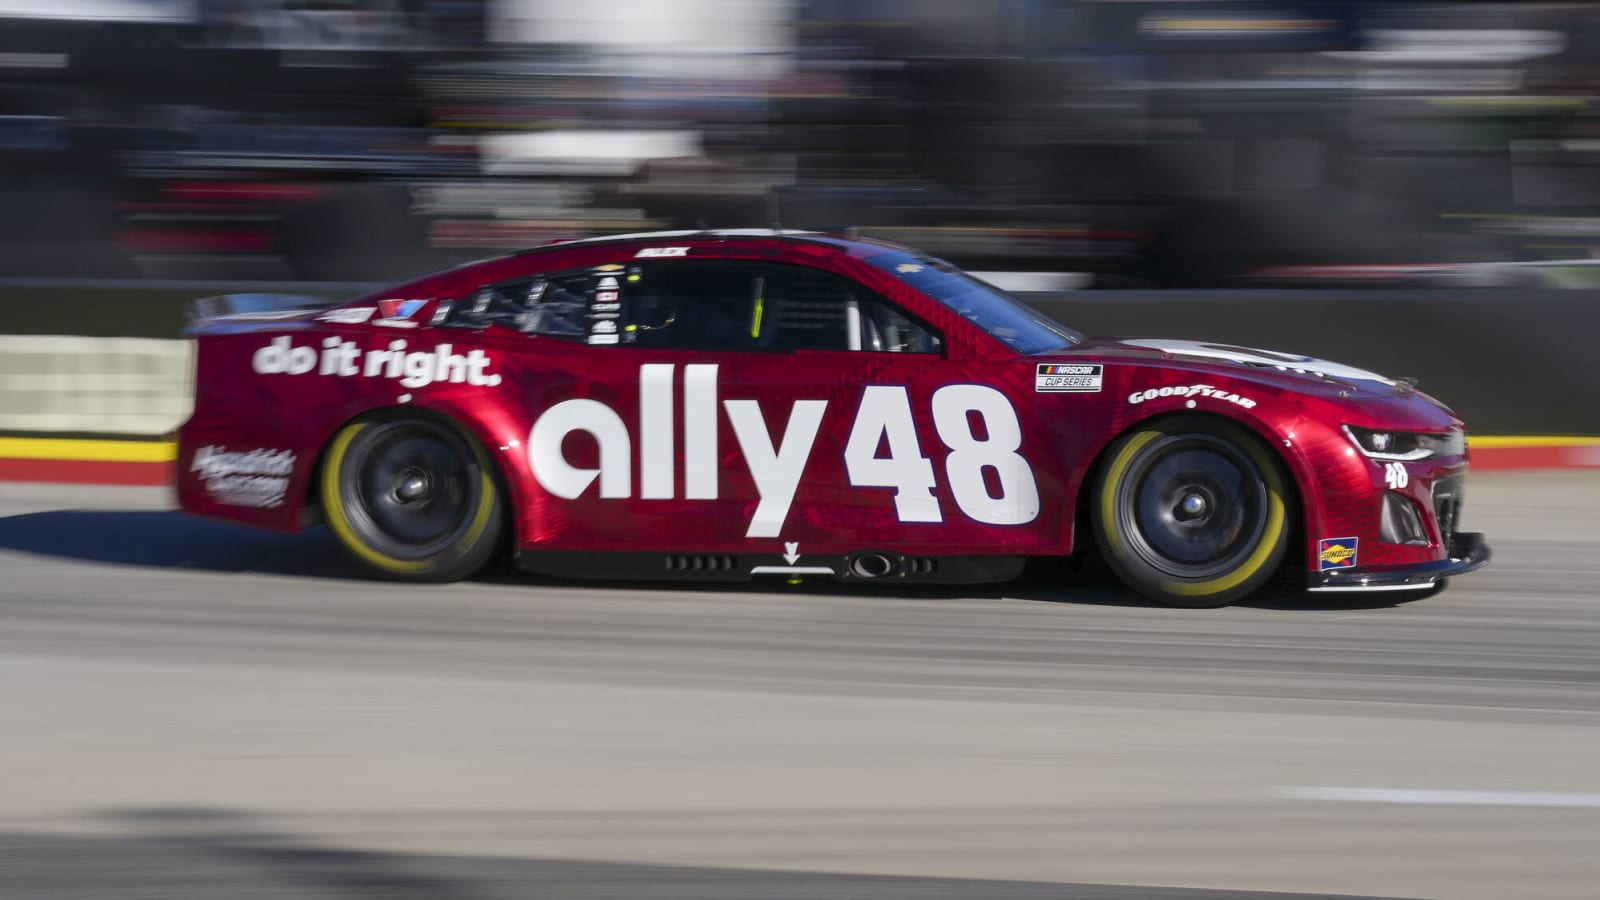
[866,251,1082,354]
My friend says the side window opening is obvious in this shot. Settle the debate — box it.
[630,262,760,350]
[757,267,856,352]
[441,260,943,355]
[629,261,943,355]
[861,301,943,354]
[442,270,597,341]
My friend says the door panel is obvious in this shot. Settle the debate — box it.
[503,259,1073,554]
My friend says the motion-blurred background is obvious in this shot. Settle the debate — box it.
[4,8,1600,900]
[4,1,1600,439]
[5,0,1600,289]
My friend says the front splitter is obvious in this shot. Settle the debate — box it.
[1307,532,1491,592]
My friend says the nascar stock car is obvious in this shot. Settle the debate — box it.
[177,229,1489,607]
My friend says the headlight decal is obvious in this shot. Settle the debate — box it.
[1343,425,1463,461]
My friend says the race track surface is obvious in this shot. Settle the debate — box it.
[1,473,1597,900]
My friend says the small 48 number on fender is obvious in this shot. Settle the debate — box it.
[1092,418,1293,608]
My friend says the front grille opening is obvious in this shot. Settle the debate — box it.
[1432,475,1464,543]
[1380,491,1430,546]
[1435,497,1459,543]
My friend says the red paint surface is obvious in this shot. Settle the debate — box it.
[0,458,174,486]
[1472,445,1600,471]
[9,442,1578,491]
[170,232,1498,579]
[167,181,328,203]
[119,228,274,253]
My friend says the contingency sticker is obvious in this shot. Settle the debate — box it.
[192,445,295,508]
[1035,363,1103,393]
[377,298,428,321]
[318,307,376,325]
[1128,384,1257,409]
[1318,537,1359,570]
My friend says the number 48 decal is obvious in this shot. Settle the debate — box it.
[844,385,1041,525]
[1383,461,1409,490]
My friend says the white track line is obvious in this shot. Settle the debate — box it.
[1276,787,1600,808]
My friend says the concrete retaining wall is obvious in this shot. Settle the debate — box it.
[1027,290,1600,436]
[0,335,192,436]
[3,279,1598,436]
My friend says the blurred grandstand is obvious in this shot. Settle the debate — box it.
[2,0,1599,287]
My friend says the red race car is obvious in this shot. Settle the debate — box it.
[177,229,1488,607]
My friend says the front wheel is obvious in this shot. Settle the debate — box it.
[1092,418,1293,608]
[321,416,505,581]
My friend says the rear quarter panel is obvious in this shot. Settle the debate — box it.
[177,320,526,532]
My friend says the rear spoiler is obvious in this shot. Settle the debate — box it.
[186,293,335,332]
[188,292,334,321]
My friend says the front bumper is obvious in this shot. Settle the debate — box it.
[1307,532,1491,593]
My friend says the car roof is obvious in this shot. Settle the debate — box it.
[362,228,923,313]
[511,228,909,259]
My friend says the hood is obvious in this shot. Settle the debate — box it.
[1105,338,1411,398]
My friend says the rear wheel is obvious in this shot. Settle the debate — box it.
[321,416,504,581]
[1092,418,1293,608]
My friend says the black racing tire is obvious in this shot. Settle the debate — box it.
[320,416,505,582]
[1092,418,1294,608]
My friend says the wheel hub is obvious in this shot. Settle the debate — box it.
[1123,435,1269,577]
[394,468,430,503]
[329,418,501,579]
[352,428,477,547]
[1175,490,1209,521]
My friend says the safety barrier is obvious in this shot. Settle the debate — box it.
[2,280,1598,436]
[1026,289,1600,437]
[0,335,192,436]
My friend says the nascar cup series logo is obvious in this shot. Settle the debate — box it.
[192,445,295,508]
[1035,363,1103,393]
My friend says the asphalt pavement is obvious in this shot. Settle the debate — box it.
[0,473,1597,899]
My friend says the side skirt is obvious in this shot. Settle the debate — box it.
[514,550,1028,586]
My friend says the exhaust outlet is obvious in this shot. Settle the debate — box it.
[848,551,899,580]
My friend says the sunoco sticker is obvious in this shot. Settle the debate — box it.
[1035,363,1103,393]
[1319,537,1359,571]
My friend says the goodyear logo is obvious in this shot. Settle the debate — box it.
[1318,537,1358,570]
